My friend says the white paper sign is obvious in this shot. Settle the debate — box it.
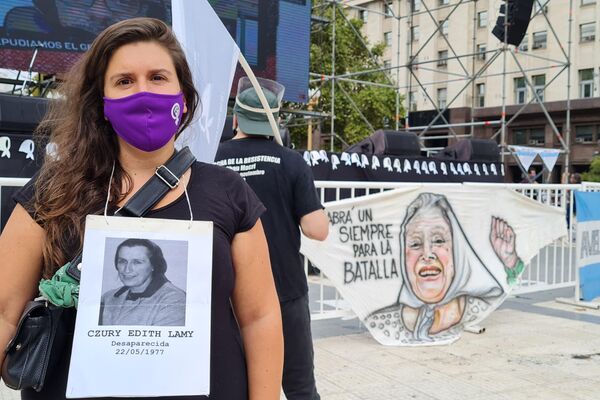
[67,216,213,398]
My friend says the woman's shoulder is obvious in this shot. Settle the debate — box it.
[101,287,126,303]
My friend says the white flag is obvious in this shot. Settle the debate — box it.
[172,0,240,162]
[538,148,561,172]
[510,145,538,171]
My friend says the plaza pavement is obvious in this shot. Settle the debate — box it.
[2,287,600,400]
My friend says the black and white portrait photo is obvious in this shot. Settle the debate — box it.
[99,238,188,326]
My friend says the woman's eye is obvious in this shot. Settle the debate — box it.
[117,78,133,86]
[408,241,422,249]
[151,75,166,81]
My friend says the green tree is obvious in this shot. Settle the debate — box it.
[288,1,403,150]
[582,156,600,182]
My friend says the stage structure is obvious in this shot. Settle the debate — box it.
[306,0,573,178]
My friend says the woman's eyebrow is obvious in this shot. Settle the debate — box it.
[108,69,173,81]
[148,68,173,76]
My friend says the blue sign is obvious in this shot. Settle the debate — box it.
[575,191,600,301]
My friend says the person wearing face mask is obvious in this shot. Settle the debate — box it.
[365,193,520,345]
[99,239,186,326]
[0,17,283,400]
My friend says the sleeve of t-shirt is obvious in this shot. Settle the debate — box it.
[226,170,266,234]
[11,172,39,221]
[292,155,324,221]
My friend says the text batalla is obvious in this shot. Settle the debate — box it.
[344,259,399,284]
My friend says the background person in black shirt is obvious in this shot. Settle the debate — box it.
[216,77,329,400]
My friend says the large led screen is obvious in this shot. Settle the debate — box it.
[0,0,310,102]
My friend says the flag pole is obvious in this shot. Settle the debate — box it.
[237,53,283,146]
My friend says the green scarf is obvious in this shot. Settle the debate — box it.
[39,261,80,308]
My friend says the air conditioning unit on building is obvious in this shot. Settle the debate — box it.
[528,139,544,145]
[575,137,592,144]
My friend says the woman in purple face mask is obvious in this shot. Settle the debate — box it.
[0,18,283,400]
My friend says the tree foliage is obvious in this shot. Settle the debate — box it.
[582,156,600,182]
[288,1,403,150]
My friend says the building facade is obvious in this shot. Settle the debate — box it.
[343,0,600,182]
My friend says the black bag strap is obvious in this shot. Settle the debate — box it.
[117,147,196,217]
[65,147,196,281]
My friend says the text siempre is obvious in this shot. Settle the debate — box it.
[329,208,399,284]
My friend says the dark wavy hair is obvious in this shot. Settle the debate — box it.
[33,18,199,277]
[114,239,168,278]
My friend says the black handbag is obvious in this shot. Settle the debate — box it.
[1,147,196,391]
[1,300,68,391]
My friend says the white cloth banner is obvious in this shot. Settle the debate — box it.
[301,185,566,346]
[172,0,240,163]
[67,216,213,397]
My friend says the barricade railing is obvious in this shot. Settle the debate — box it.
[306,181,588,321]
[2,177,596,321]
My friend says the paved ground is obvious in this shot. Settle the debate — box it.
[3,288,600,400]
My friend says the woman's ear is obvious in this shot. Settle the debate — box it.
[183,101,188,114]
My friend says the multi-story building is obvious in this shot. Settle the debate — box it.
[344,0,600,181]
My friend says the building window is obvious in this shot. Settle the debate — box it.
[579,69,595,98]
[575,125,595,143]
[409,55,419,67]
[437,88,448,109]
[518,36,529,52]
[476,83,485,107]
[533,0,548,14]
[532,74,546,102]
[383,60,392,69]
[409,91,418,112]
[580,22,596,42]
[439,20,449,36]
[478,11,487,28]
[384,2,394,17]
[514,77,527,104]
[384,31,392,46]
[532,31,547,49]
[513,129,527,145]
[512,128,545,146]
[437,50,448,67]
[439,0,450,4]
[358,9,368,24]
[477,44,487,60]
[412,0,421,12]
[411,25,420,41]
[582,0,596,6]
[529,128,545,146]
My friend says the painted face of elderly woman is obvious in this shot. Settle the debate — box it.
[404,205,455,304]
[115,244,155,293]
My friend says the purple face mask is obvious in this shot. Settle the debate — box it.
[104,92,185,152]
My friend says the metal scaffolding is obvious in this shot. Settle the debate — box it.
[306,0,573,179]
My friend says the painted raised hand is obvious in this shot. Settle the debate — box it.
[490,216,518,270]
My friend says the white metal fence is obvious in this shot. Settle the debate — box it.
[307,180,600,321]
[3,177,600,321]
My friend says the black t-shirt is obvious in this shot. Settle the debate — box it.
[14,162,265,400]
[215,137,323,302]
